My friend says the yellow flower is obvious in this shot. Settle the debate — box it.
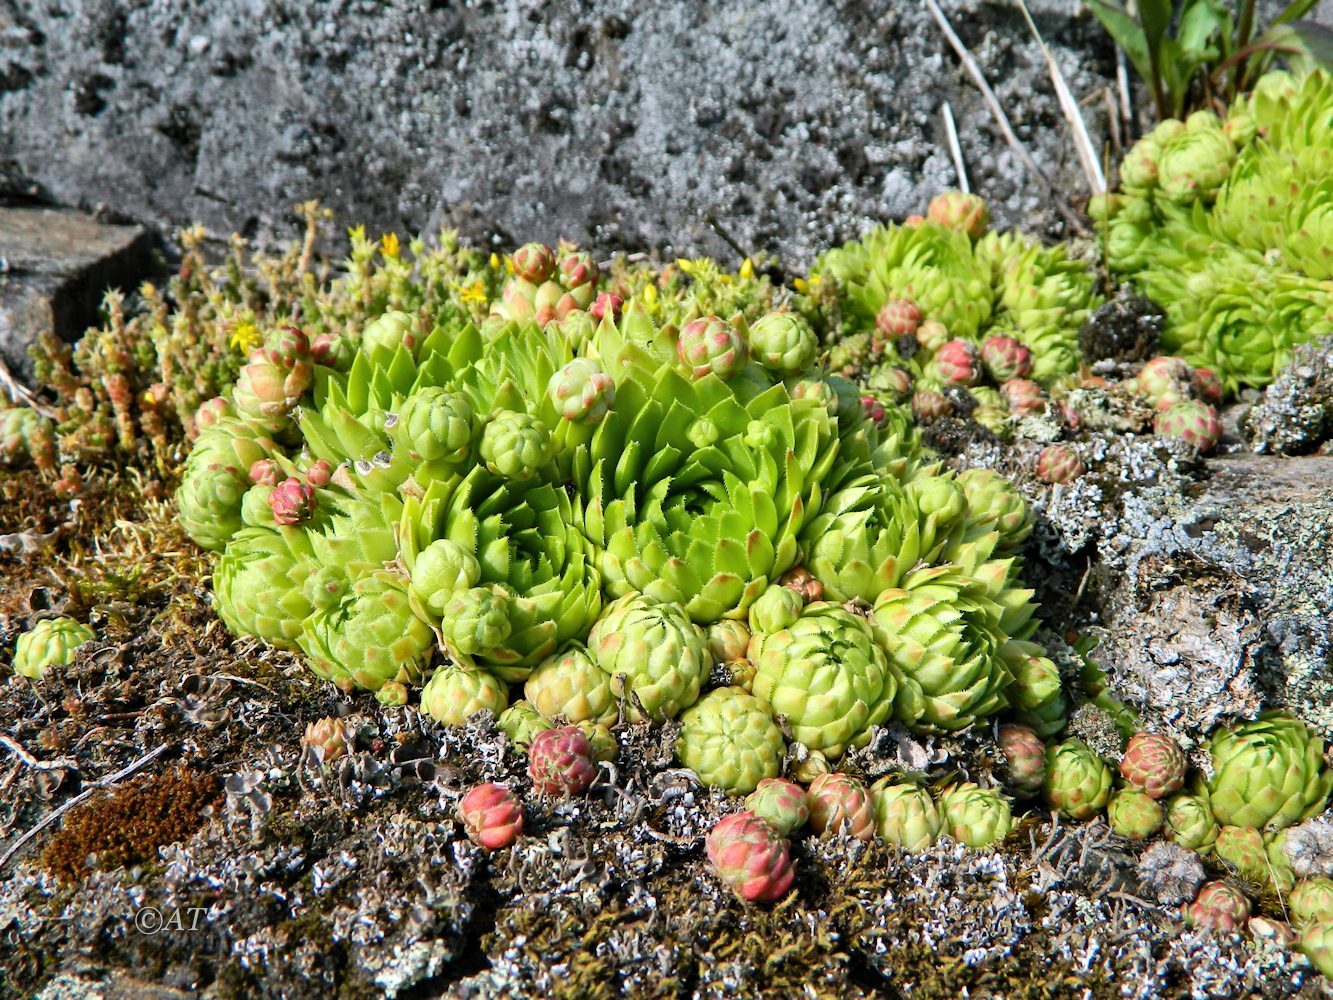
[489,252,501,271]
[739,258,755,280]
[676,258,696,275]
[459,281,488,304]
[642,284,659,307]
[230,322,261,354]
[381,233,401,258]
[793,278,809,293]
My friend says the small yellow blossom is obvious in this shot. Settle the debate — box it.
[459,281,488,304]
[793,277,809,293]
[489,253,501,271]
[230,321,261,354]
[739,258,755,280]
[381,233,401,258]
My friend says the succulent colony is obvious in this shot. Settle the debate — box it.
[6,67,1333,988]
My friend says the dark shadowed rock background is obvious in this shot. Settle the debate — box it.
[1,0,1127,266]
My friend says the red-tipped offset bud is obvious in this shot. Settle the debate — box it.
[744,778,810,836]
[806,772,875,841]
[912,389,952,421]
[1135,356,1195,408]
[268,477,316,525]
[1036,444,1084,485]
[1185,881,1250,933]
[932,339,981,386]
[706,810,795,902]
[927,191,990,240]
[1193,367,1223,403]
[559,251,599,290]
[916,319,950,353]
[590,292,624,321]
[249,459,281,487]
[777,565,823,603]
[527,725,597,795]
[1154,400,1222,453]
[859,394,889,429]
[305,459,333,488]
[459,782,524,850]
[302,716,353,763]
[1120,731,1187,799]
[677,316,747,380]
[998,724,1046,797]
[259,325,312,370]
[875,298,921,340]
[194,396,232,433]
[1000,378,1046,416]
[512,242,557,283]
[980,336,1032,381]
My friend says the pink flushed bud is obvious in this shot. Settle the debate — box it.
[1058,400,1082,431]
[806,772,875,841]
[512,242,557,283]
[1035,444,1084,485]
[302,716,353,763]
[706,810,796,902]
[1135,356,1195,408]
[927,191,990,240]
[559,251,599,290]
[1185,881,1251,933]
[305,459,333,488]
[311,333,343,367]
[1120,732,1187,800]
[260,326,312,369]
[194,396,232,433]
[1001,378,1045,416]
[912,389,952,422]
[459,782,524,850]
[1154,400,1222,453]
[744,778,811,837]
[1193,367,1223,403]
[933,339,981,386]
[528,725,597,795]
[778,566,823,603]
[859,394,889,429]
[590,292,624,321]
[249,459,281,487]
[268,476,317,525]
[533,281,564,327]
[903,214,926,227]
[875,298,922,340]
[980,335,1032,381]
[677,316,748,380]
[998,724,1046,798]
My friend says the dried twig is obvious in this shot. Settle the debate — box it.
[942,101,969,194]
[0,356,58,419]
[1016,0,1106,194]
[0,734,77,774]
[921,0,1088,232]
[0,740,176,871]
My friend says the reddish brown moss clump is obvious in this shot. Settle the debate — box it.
[41,766,219,882]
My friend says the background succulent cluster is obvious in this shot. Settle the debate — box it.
[1094,69,1333,392]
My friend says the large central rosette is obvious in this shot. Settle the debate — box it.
[399,466,601,681]
[575,363,839,623]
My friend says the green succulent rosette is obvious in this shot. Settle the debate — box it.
[676,686,786,795]
[1042,738,1112,820]
[399,467,602,682]
[419,662,509,727]
[587,594,710,721]
[524,645,617,726]
[12,617,95,680]
[297,569,434,693]
[1206,711,1333,831]
[1107,789,1164,840]
[213,525,317,649]
[497,700,555,748]
[957,467,1032,552]
[800,472,964,606]
[1165,791,1220,854]
[869,563,1012,733]
[748,312,819,374]
[747,584,803,635]
[177,417,280,551]
[576,361,839,623]
[938,782,1013,849]
[749,602,895,758]
[1156,123,1236,203]
[870,779,941,851]
[479,410,553,481]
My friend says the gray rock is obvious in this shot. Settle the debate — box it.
[1243,335,1333,456]
[0,206,152,380]
[0,0,1119,265]
[1092,454,1333,743]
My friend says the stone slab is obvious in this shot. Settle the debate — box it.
[0,206,152,381]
